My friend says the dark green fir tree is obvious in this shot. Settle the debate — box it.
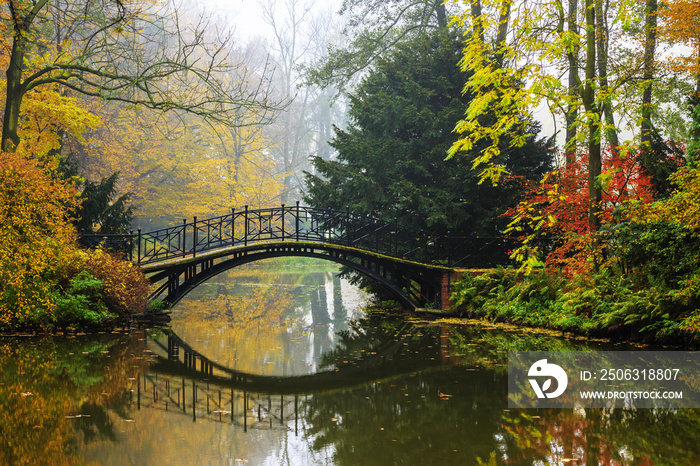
[305,28,554,237]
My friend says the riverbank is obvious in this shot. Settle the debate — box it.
[0,310,171,337]
[443,267,700,348]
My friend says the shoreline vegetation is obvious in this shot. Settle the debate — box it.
[443,266,700,349]
[0,151,161,335]
[441,162,700,348]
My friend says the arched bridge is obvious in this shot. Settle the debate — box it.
[81,203,513,309]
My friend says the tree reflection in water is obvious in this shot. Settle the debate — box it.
[303,317,700,465]
[0,331,149,465]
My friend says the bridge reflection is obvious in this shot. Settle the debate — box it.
[132,372,305,432]
[130,324,455,429]
[146,327,451,394]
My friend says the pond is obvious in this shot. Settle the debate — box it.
[1,258,699,465]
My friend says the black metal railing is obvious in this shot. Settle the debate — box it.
[79,202,514,268]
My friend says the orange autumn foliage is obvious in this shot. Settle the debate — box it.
[506,149,656,275]
[659,0,700,79]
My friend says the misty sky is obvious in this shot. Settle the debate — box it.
[203,0,343,42]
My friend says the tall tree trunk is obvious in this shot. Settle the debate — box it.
[595,0,619,151]
[470,0,485,43]
[697,46,700,94]
[434,0,447,29]
[2,36,26,152]
[2,0,53,153]
[640,0,657,148]
[494,1,512,68]
[565,0,580,166]
[584,0,602,234]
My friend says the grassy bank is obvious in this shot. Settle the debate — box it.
[450,267,700,347]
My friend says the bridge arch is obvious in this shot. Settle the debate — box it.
[144,241,451,310]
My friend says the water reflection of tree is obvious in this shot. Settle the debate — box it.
[497,408,700,465]
[444,323,700,464]
[333,274,347,323]
[317,310,446,373]
[171,265,357,376]
[0,332,149,464]
[170,286,299,373]
[302,369,508,465]
[305,317,700,464]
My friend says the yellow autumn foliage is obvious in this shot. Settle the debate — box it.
[79,102,284,227]
[0,151,78,327]
[631,165,700,231]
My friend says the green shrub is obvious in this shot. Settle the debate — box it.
[451,267,517,312]
[53,271,116,328]
[608,220,700,288]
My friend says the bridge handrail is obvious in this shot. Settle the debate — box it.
[79,202,514,268]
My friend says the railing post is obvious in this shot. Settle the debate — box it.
[374,220,379,252]
[244,205,248,246]
[218,213,223,246]
[137,228,142,264]
[345,206,350,246]
[231,208,235,245]
[129,230,134,263]
[193,217,197,258]
[327,208,332,240]
[281,204,285,241]
[182,219,187,257]
[295,201,300,242]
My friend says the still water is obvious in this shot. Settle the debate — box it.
[1,259,699,465]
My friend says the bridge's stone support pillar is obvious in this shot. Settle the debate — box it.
[441,270,493,310]
[440,270,463,310]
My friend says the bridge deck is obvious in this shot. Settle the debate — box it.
[140,240,453,273]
